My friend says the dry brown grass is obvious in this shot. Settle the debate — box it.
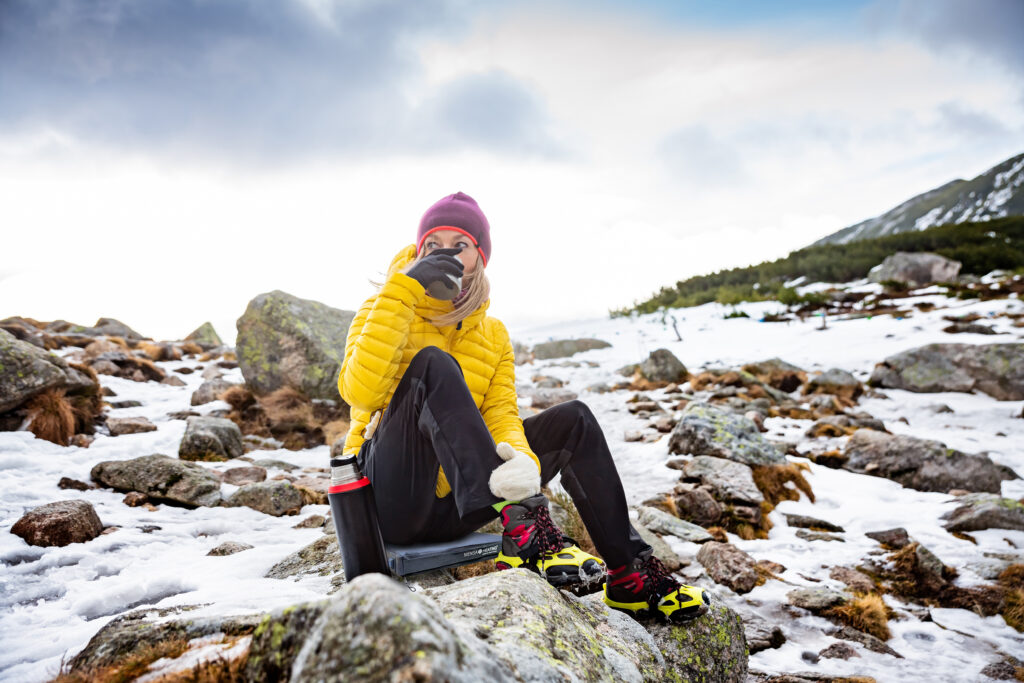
[825,593,893,641]
[67,362,104,434]
[752,462,815,506]
[199,351,220,362]
[544,487,598,557]
[705,526,729,542]
[999,565,1024,632]
[323,419,350,446]
[261,387,314,433]
[179,341,203,356]
[220,385,257,411]
[54,636,190,683]
[452,559,501,580]
[222,351,237,361]
[26,389,75,446]
[295,484,327,506]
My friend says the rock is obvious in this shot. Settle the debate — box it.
[668,402,786,466]
[805,413,886,437]
[106,416,158,436]
[696,542,761,594]
[639,348,688,384]
[251,458,299,472]
[819,642,860,660]
[107,399,143,408]
[179,416,244,462]
[58,477,93,491]
[624,430,644,442]
[161,375,186,387]
[980,657,1024,680]
[785,514,844,533]
[190,378,237,406]
[795,529,844,542]
[928,403,955,414]
[742,612,786,654]
[869,343,1024,401]
[511,339,533,365]
[637,505,714,543]
[830,625,903,657]
[944,322,998,335]
[207,541,253,556]
[531,337,611,360]
[0,329,98,413]
[228,481,303,516]
[868,251,961,287]
[293,514,326,529]
[10,500,103,547]
[201,365,224,381]
[673,486,724,527]
[90,454,222,507]
[865,527,911,549]
[741,358,806,393]
[122,491,149,507]
[805,368,863,401]
[236,290,356,399]
[531,374,563,388]
[682,456,763,506]
[842,429,1015,493]
[521,386,578,409]
[787,587,847,612]
[286,571,746,683]
[829,567,875,593]
[184,322,224,349]
[266,534,342,580]
[634,523,684,571]
[941,493,1024,532]
[222,466,267,486]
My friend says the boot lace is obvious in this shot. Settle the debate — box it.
[642,555,680,598]
[528,504,567,557]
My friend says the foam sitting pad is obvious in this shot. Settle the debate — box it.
[385,532,502,576]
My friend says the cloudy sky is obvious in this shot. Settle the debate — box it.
[1,0,1023,342]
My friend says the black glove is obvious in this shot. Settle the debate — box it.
[406,247,464,300]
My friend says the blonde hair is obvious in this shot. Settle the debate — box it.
[379,246,490,327]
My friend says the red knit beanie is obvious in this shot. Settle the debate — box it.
[417,192,491,266]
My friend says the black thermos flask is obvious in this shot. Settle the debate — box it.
[327,455,390,580]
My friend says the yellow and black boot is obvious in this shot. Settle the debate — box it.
[494,494,605,594]
[604,550,709,622]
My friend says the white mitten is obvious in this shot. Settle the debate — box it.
[489,442,541,501]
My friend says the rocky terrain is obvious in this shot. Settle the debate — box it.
[1,265,1023,682]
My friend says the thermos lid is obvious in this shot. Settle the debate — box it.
[330,456,358,468]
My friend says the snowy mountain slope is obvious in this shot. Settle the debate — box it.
[812,152,1024,246]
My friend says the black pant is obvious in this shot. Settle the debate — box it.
[358,346,650,569]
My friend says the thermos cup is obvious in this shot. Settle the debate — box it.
[328,455,390,580]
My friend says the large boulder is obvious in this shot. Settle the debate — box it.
[867,251,961,287]
[45,317,145,340]
[668,402,786,466]
[869,343,1024,401]
[636,505,714,543]
[941,494,1024,532]
[804,368,863,402]
[0,329,97,413]
[190,378,237,406]
[90,454,223,507]
[696,542,761,594]
[531,338,611,360]
[842,429,1016,494]
[682,456,764,506]
[10,499,104,547]
[179,416,244,461]
[184,322,224,349]
[235,290,356,400]
[639,348,688,384]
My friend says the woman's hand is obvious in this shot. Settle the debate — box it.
[406,247,464,300]
[489,442,541,501]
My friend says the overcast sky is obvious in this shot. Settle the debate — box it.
[2,0,1023,342]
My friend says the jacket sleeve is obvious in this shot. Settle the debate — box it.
[338,270,426,413]
[479,323,541,471]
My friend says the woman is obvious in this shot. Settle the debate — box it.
[337,191,707,622]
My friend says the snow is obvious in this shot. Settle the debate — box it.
[2,281,1023,681]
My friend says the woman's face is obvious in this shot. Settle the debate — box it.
[421,229,480,275]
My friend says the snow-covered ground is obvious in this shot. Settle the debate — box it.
[1,281,1023,682]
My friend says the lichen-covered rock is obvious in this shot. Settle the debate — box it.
[869,343,1024,400]
[696,542,762,594]
[741,358,806,393]
[208,541,254,556]
[190,378,238,406]
[0,329,97,413]
[106,416,158,436]
[184,322,224,349]
[228,480,303,516]
[842,429,1016,493]
[637,505,713,544]
[941,493,1024,532]
[265,534,343,580]
[90,454,222,507]
[222,466,267,486]
[10,499,103,547]
[868,251,961,287]
[669,402,785,466]
[786,587,848,612]
[281,571,747,683]
[531,337,611,360]
[235,290,355,399]
[682,456,764,506]
[805,368,863,401]
[179,416,244,461]
[639,348,688,384]
[45,316,145,340]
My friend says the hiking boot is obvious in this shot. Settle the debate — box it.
[494,494,605,594]
[604,550,709,622]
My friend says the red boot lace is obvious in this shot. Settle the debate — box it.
[642,555,680,598]
[528,505,567,557]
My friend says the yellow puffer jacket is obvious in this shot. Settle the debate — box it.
[338,244,540,498]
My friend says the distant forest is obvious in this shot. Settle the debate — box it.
[613,216,1024,316]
